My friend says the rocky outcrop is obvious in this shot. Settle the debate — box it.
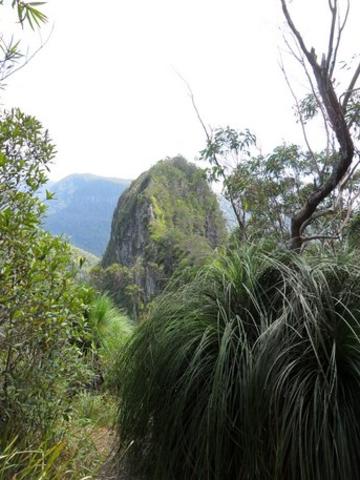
[102,157,226,303]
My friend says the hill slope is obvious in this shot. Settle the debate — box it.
[42,174,131,256]
[102,156,226,304]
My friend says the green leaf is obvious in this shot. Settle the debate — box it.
[45,189,54,200]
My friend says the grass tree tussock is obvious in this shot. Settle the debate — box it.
[89,294,133,354]
[87,293,133,392]
[252,251,360,480]
[116,246,360,480]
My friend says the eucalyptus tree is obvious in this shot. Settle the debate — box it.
[281,0,359,249]
[202,0,360,250]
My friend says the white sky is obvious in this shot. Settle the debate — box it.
[1,0,359,181]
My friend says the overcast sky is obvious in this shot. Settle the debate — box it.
[1,0,359,181]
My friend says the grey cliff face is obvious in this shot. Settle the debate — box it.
[103,174,151,267]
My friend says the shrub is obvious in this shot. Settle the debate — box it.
[0,109,91,445]
[87,293,133,391]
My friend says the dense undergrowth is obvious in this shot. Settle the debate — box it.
[0,108,133,479]
[0,290,132,479]
[116,244,360,480]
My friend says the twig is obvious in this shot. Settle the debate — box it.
[330,0,350,77]
[279,56,319,175]
[301,234,339,243]
[299,208,336,235]
[304,64,332,159]
[326,0,337,74]
[174,70,246,233]
[174,69,211,142]
[342,61,360,113]
[0,24,54,84]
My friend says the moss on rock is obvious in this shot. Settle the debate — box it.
[101,156,226,311]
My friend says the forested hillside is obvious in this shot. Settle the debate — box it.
[42,174,131,256]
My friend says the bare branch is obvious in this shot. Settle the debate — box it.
[326,0,337,74]
[282,36,333,158]
[338,190,360,234]
[298,53,332,157]
[174,70,211,142]
[330,0,350,77]
[282,34,303,63]
[299,208,336,235]
[279,57,319,175]
[328,0,336,11]
[342,61,360,112]
[302,234,339,243]
[338,158,360,193]
[175,70,246,233]
[281,0,316,67]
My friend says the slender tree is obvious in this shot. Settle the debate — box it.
[200,1,359,250]
[281,0,359,249]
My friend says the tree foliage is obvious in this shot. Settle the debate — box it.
[202,129,360,245]
[0,109,90,442]
[90,263,145,320]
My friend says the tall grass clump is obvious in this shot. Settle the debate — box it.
[116,245,360,480]
[89,293,133,354]
[0,439,66,480]
[116,245,291,479]
[88,293,133,390]
[256,249,360,480]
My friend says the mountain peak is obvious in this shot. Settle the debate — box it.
[102,156,226,302]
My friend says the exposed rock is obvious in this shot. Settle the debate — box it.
[102,156,226,302]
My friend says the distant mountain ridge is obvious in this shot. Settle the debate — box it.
[42,173,131,256]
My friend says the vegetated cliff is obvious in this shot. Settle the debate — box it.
[102,156,226,304]
[42,174,131,256]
